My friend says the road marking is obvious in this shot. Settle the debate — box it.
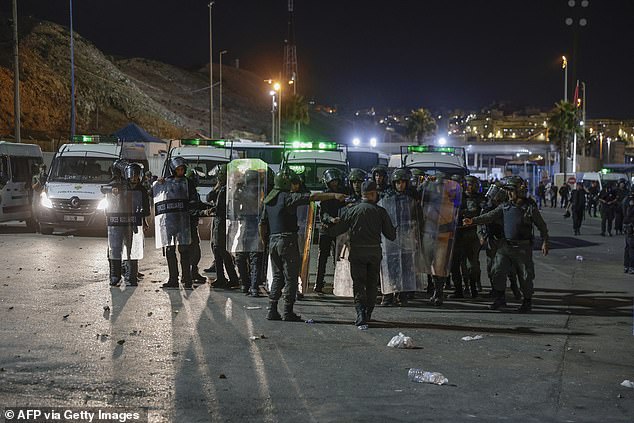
[225,297,233,321]
[245,314,276,423]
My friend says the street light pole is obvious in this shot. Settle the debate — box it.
[219,50,227,138]
[11,0,21,143]
[562,56,568,102]
[208,2,215,138]
[269,91,276,144]
[69,0,76,138]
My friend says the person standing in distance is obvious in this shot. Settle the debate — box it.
[463,176,549,313]
[569,182,586,235]
[259,169,346,321]
[328,181,397,329]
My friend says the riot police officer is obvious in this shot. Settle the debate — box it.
[623,190,634,273]
[464,176,549,312]
[121,163,151,286]
[371,165,389,199]
[348,168,367,203]
[156,157,199,289]
[451,175,484,298]
[380,167,420,306]
[328,181,397,328]
[314,168,347,293]
[599,184,618,236]
[259,169,346,321]
[478,180,521,299]
[206,164,240,288]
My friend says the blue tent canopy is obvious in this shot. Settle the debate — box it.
[112,123,164,143]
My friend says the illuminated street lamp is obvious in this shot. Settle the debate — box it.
[370,137,377,148]
[562,56,568,102]
[352,137,361,146]
[438,137,447,146]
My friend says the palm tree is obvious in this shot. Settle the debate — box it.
[548,100,582,178]
[285,94,310,139]
[406,108,437,144]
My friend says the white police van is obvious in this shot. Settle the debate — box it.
[0,141,44,230]
[390,145,469,176]
[283,141,349,191]
[38,135,147,235]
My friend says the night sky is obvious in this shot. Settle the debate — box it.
[4,0,634,117]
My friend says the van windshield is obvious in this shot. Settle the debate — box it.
[288,163,347,191]
[49,156,115,183]
[187,159,229,186]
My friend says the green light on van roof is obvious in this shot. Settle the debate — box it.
[285,141,338,150]
[601,168,610,174]
[181,139,226,147]
[71,135,118,144]
[408,145,456,154]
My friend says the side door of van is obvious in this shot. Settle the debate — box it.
[1,155,32,221]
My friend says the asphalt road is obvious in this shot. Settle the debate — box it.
[0,207,633,422]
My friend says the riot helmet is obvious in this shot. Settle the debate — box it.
[502,175,527,198]
[391,167,411,192]
[322,168,343,184]
[348,168,367,182]
[111,159,128,178]
[169,156,188,175]
[209,163,227,185]
[485,181,508,204]
[125,163,143,183]
[273,168,297,192]
[371,164,388,187]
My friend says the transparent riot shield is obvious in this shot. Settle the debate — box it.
[106,189,144,260]
[225,159,267,253]
[153,178,192,249]
[332,232,353,297]
[419,179,462,277]
[379,193,425,294]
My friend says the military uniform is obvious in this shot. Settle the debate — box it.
[599,187,617,236]
[315,169,346,293]
[328,181,396,327]
[260,170,344,321]
[470,176,549,312]
[450,176,484,298]
[207,165,240,288]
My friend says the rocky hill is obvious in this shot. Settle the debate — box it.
[0,19,272,145]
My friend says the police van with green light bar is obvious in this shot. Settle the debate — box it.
[282,141,349,191]
[163,138,237,202]
[389,145,468,176]
[38,135,147,235]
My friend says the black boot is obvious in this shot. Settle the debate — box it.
[165,248,179,287]
[517,298,532,313]
[490,290,507,310]
[266,301,282,320]
[125,260,139,286]
[109,259,122,287]
[430,278,444,306]
[354,304,367,326]
[449,275,463,298]
[282,302,302,322]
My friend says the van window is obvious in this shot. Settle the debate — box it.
[10,156,32,183]
[50,157,115,183]
[0,156,8,182]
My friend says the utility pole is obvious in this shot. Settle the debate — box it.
[69,0,76,138]
[12,0,21,143]
[208,2,215,138]
[219,50,227,138]
[283,0,299,137]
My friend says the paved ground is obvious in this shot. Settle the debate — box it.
[0,207,633,422]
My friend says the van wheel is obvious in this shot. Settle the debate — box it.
[40,224,54,235]
[25,218,38,233]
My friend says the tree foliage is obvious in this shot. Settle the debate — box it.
[406,108,437,144]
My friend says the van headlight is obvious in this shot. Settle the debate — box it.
[97,197,109,210]
[40,192,53,209]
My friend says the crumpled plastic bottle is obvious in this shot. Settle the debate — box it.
[408,368,448,385]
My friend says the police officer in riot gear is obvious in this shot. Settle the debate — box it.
[451,175,484,298]
[160,157,199,289]
[206,164,240,288]
[371,165,389,199]
[122,163,151,286]
[102,159,129,286]
[328,181,397,328]
[259,169,346,321]
[348,168,366,203]
[478,180,521,299]
[623,190,634,274]
[185,167,206,283]
[464,176,549,313]
[314,168,347,293]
